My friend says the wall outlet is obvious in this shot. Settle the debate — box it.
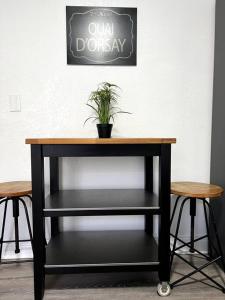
[9,95,21,112]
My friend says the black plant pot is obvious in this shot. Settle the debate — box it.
[97,124,113,138]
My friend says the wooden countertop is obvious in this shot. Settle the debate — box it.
[25,138,176,145]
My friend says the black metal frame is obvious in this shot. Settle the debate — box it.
[0,196,33,262]
[170,196,225,292]
[30,143,172,300]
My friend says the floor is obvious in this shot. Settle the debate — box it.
[0,256,225,300]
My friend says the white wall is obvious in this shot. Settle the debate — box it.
[0,0,215,258]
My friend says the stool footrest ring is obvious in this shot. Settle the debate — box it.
[0,239,32,243]
[170,233,209,259]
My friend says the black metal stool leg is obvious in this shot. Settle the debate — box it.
[170,196,181,226]
[204,199,225,272]
[12,199,20,254]
[203,200,213,259]
[17,197,33,251]
[170,197,190,268]
[171,252,225,291]
[190,198,196,253]
[170,193,225,292]
[0,199,8,262]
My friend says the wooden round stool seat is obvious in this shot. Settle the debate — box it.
[171,181,223,198]
[0,181,32,198]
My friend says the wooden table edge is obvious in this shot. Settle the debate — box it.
[25,138,176,145]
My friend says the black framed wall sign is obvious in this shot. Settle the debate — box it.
[66,6,137,65]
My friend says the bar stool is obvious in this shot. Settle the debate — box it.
[170,181,225,292]
[0,181,33,261]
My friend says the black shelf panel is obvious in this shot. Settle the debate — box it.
[45,231,159,274]
[44,189,159,216]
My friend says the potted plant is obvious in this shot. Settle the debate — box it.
[85,82,130,138]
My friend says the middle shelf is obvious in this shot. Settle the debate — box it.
[44,189,160,216]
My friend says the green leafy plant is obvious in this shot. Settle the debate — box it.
[84,82,130,125]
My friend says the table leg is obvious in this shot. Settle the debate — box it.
[158,144,171,284]
[31,145,45,300]
[50,157,59,237]
[145,156,153,234]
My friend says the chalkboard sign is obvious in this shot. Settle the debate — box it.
[66,6,137,65]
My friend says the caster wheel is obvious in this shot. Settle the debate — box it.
[157,282,171,297]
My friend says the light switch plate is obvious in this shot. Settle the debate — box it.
[9,95,21,112]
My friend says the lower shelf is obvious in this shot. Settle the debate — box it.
[45,231,159,274]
